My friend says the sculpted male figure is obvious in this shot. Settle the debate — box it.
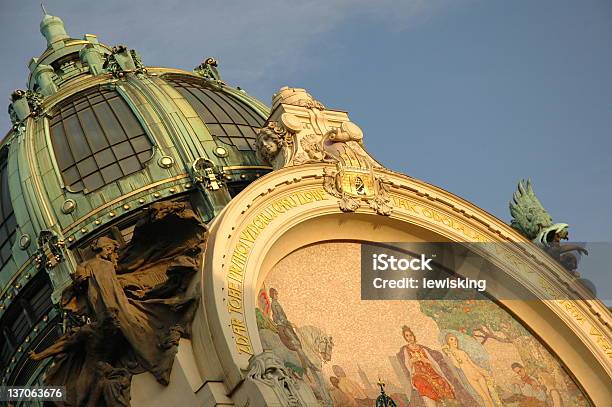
[29,202,205,407]
[29,237,131,406]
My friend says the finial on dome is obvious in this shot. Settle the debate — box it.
[39,4,69,47]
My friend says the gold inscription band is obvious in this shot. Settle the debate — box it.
[224,188,328,355]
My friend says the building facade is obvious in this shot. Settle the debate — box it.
[0,11,610,407]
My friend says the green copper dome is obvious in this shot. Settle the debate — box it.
[0,10,270,389]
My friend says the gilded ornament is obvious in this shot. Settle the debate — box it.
[192,158,224,191]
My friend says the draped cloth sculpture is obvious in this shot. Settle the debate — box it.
[29,202,205,406]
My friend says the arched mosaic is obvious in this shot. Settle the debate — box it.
[256,242,591,407]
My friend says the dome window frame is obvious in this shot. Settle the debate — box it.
[46,83,157,194]
[161,74,266,152]
[0,147,17,272]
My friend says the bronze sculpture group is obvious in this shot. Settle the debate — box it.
[29,202,205,406]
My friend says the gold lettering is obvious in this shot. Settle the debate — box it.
[253,217,267,229]
[225,188,334,357]
[231,250,247,268]
[227,263,244,283]
[231,317,248,335]
[280,197,297,210]
[240,225,260,243]
[228,281,242,300]
[227,297,242,314]
[231,318,253,355]
[294,192,306,205]
[235,242,249,255]
[271,202,286,213]
[260,208,275,223]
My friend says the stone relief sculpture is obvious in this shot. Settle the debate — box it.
[29,202,205,407]
[509,179,587,273]
[255,121,293,169]
[245,351,305,407]
[255,86,393,215]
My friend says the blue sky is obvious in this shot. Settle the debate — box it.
[1,0,611,241]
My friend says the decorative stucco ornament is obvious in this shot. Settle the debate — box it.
[104,45,147,78]
[257,86,392,215]
[271,86,325,110]
[244,351,310,407]
[254,120,294,169]
[323,165,393,215]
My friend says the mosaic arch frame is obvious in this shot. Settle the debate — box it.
[194,163,611,405]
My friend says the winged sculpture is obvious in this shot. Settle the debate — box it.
[509,179,587,271]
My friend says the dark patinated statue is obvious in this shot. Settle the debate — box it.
[29,201,206,406]
[509,179,587,274]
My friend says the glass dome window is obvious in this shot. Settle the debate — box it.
[49,87,154,193]
[0,149,16,269]
[163,75,264,151]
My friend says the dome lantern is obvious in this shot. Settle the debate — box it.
[39,4,69,47]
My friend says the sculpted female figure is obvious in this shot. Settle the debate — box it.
[442,333,498,407]
[255,122,287,169]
